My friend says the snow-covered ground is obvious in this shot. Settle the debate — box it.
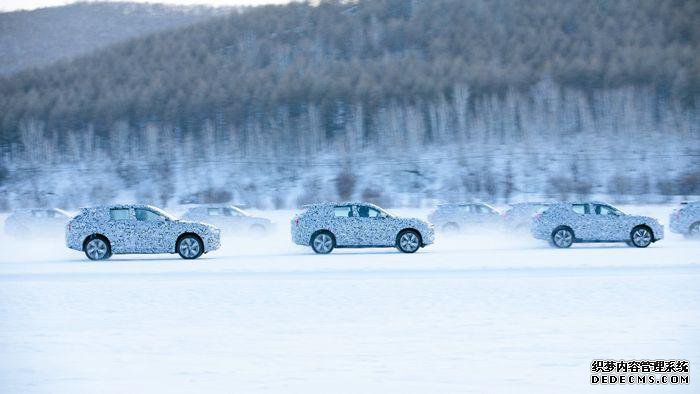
[0,205,698,393]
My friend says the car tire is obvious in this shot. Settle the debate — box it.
[551,227,574,248]
[630,226,653,248]
[177,234,204,259]
[249,224,266,236]
[397,229,421,253]
[311,231,335,254]
[442,222,459,233]
[687,222,700,239]
[84,235,112,260]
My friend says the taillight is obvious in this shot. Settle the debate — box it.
[67,223,71,231]
[294,217,299,226]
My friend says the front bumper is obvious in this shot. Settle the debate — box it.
[205,228,221,251]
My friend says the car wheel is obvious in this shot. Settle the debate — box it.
[249,224,266,236]
[442,222,459,233]
[630,226,653,248]
[551,227,573,248]
[311,231,335,254]
[84,235,112,260]
[397,230,421,253]
[688,222,700,239]
[177,234,204,259]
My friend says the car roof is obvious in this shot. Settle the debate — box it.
[302,201,382,209]
[82,204,157,210]
[437,202,488,207]
[508,202,549,207]
[184,204,247,208]
[13,207,68,214]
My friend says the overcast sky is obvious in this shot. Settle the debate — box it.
[0,0,294,12]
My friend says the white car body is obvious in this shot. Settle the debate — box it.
[531,202,664,248]
[4,208,71,238]
[181,205,274,235]
[291,202,435,253]
[66,204,220,260]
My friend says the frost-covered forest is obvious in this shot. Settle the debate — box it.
[0,0,699,210]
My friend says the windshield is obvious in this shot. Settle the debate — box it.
[609,205,625,215]
[54,208,71,218]
[149,206,175,221]
[231,206,249,217]
[376,206,394,218]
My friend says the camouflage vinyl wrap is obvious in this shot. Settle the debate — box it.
[291,202,435,247]
[66,205,220,254]
[531,202,664,242]
[669,202,700,235]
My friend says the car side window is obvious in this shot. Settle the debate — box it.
[207,208,221,216]
[135,208,162,222]
[334,206,353,218]
[571,204,589,214]
[357,206,380,218]
[223,208,240,217]
[595,205,616,216]
[476,205,494,214]
[110,208,131,220]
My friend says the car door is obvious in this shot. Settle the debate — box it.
[198,208,224,228]
[569,203,596,240]
[42,209,66,231]
[591,204,626,241]
[134,207,173,253]
[355,205,391,246]
[222,207,247,230]
[106,207,137,253]
[330,205,359,246]
[457,205,475,226]
[477,204,500,225]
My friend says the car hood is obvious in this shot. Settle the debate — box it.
[630,215,661,225]
[173,220,219,232]
[394,217,433,228]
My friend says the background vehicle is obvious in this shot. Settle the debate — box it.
[181,205,274,236]
[291,202,435,254]
[428,203,502,233]
[502,202,550,231]
[66,204,220,260]
[4,208,71,238]
[669,201,700,238]
[531,202,664,248]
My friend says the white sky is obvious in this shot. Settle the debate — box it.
[0,0,294,12]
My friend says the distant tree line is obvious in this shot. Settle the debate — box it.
[0,0,698,209]
[1,0,698,144]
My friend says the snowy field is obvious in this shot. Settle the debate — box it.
[0,205,698,393]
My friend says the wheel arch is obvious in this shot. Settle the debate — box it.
[688,221,700,234]
[83,233,110,251]
[396,227,423,246]
[551,225,574,240]
[176,232,203,252]
[309,229,335,246]
[442,222,459,230]
[631,224,654,239]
